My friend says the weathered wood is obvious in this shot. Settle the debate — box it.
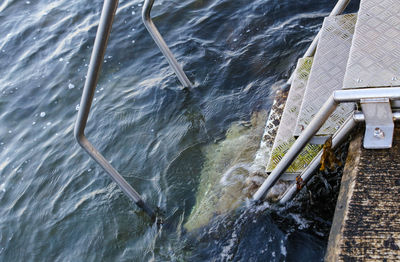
[326,125,400,261]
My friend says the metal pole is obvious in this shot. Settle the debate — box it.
[287,0,352,84]
[74,0,156,220]
[353,111,400,122]
[303,0,352,58]
[279,115,357,204]
[279,109,400,204]
[253,96,338,201]
[142,0,193,89]
[254,87,400,202]
[334,87,400,102]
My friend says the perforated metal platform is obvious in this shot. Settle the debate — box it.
[266,58,321,173]
[343,0,400,88]
[294,14,357,137]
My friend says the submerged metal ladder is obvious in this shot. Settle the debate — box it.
[254,0,400,203]
[74,0,192,219]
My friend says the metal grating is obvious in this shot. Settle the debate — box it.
[266,58,322,173]
[343,0,400,88]
[294,14,357,137]
[254,88,288,171]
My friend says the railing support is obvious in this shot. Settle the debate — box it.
[279,109,400,203]
[142,0,193,89]
[74,0,156,220]
[253,87,400,202]
[279,115,357,203]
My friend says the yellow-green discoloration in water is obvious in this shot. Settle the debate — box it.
[266,138,322,173]
[184,111,268,232]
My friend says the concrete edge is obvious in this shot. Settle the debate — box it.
[325,130,363,261]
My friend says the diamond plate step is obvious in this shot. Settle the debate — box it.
[266,57,321,173]
[343,0,400,89]
[254,87,288,171]
[294,14,357,138]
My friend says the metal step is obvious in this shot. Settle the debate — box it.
[294,14,357,138]
[343,0,400,89]
[266,57,321,174]
[254,87,289,171]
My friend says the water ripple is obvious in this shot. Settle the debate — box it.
[0,0,360,260]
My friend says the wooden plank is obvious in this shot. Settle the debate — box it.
[326,125,400,261]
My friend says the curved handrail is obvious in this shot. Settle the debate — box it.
[142,0,193,89]
[74,0,156,220]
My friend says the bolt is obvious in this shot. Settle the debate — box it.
[373,127,385,139]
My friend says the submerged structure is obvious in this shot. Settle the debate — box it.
[75,0,400,258]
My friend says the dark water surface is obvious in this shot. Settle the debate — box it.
[0,0,359,261]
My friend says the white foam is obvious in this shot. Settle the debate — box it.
[290,213,310,230]
[219,162,254,186]
[280,237,287,257]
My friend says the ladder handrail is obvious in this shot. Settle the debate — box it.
[74,0,156,220]
[279,115,357,203]
[279,110,400,203]
[253,87,400,202]
[142,0,193,89]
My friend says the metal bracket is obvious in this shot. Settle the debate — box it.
[361,98,394,149]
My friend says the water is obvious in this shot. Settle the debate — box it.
[0,0,359,261]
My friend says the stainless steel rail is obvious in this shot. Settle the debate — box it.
[142,0,193,89]
[279,109,400,203]
[74,0,156,220]
[253,87,400,202]
[279,115,356,203]
[303,0,352,58]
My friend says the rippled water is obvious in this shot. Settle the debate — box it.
[0,0,359,261]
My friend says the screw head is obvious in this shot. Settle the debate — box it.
[373,127,385,139]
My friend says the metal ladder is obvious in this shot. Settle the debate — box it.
[254,0,400,203]
[74,0,192,219]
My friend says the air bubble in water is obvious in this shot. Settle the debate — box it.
[40,112,46,117]
[68,83,75,89]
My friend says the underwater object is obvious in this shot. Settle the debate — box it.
[184,111,269,232]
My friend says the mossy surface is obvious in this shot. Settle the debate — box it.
[267,138,322,173]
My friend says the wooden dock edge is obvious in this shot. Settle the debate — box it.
[325,125,400,261]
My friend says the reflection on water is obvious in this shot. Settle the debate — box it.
[0,0,359,260]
